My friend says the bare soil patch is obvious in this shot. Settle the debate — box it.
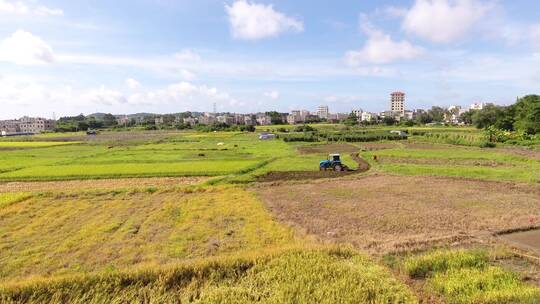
[297,143,359,154]
[254,174,540,254]
[499,229,540,255]
[501,147,540,160]
[0,177,206,193]
[256,153,370,182]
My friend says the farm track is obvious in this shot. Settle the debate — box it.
[0,177,206,193]
[256,153,370,182]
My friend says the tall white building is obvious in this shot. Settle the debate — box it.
[470,102,485,110]
[390,92,405,114]
[361,112,373,122]
[316,105,329,119]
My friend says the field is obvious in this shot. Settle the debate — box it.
[1,126,539,302]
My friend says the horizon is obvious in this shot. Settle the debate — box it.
[1,0,539,120]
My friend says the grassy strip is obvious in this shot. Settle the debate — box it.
[0,193,32,209]
[403,249,540,304]
[0,247,416,304]
[0,142,82,148]
[0,160,263,181]
[375,163,539,183]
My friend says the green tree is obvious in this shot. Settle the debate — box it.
[459,111,474,125]
[265,111,285,125]
[382,116,396,126]
[103,113,118,127]
[428,106,445,122]
[513,95,540,134]
[343,112,359,126]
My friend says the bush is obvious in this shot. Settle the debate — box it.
[479,141,496,148]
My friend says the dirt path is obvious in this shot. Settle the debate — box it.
[0,177,206,193]
[499,229,540,255]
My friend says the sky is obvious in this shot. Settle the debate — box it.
[1,0,540,119]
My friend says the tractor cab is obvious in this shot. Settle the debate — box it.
[329,154,341,162]
[319,153,346,171]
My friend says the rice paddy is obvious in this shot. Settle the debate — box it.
[1,127,539,302]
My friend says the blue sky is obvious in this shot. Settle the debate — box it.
[1,0,540,119]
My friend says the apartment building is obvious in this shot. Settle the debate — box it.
[18,117,56,133]
[316,105,329,119]
[390,92,405,114]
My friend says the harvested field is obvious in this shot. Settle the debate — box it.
[402,142,450,150]
[376,156,511,167]
[0,177,206,193]
[254,174,540,253]
[297,143,359,154]
[357,142,401,151]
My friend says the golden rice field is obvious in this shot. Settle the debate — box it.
[1,128,539,303]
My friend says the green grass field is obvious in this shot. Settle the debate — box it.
[363,145,540,183]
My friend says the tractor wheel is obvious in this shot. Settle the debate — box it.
[333,165,342,172]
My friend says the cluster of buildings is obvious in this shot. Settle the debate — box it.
[285,106,350,124]
[1,92,491,135]
[177,112,275,126]
[0,117,56,136]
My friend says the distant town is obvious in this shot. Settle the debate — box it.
[1,91,489,135]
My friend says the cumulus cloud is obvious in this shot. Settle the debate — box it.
[0,30,55,65]
[125,78,141,89]
[83,86,127,105]
[0,71,239,117]
[402,0,493,43]
[127,81,238,107]
[0,0,63,16]
[345,17,423,66]
[264,90,280,100]
[225,0,303,40]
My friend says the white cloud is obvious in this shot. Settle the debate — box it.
[173,49,201,62]
[402,0,493,43]
[264,90,280,100]
[127,81,238,107]
[0,0,63,17]
[530,24,540,50]
[34,6,63,17]
[345,17,423,65]
[0,30,55,65]
[0,75,241,119]
[83,86,127,106]
[225,0,303,40]
[179,69,196,81]
[125,78,141,89]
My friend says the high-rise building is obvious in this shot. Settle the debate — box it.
[316,105,329,119]
[390,92,405,114]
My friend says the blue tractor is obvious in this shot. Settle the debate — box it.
[319,154,348,171]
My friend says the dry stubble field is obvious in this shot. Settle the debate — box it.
[255,174,540,253]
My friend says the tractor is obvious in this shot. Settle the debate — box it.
[319,154,348,171]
